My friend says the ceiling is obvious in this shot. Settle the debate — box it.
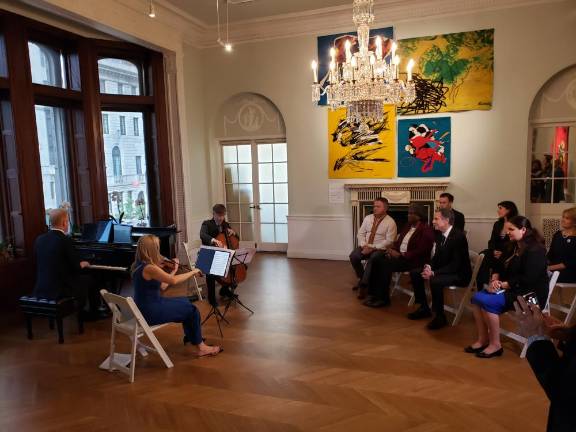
[164,0,358,25]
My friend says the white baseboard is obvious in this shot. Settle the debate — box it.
[287,249,349,261]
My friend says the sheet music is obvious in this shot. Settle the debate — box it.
[210,250,231,276]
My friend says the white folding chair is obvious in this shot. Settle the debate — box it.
[183,240,204,301]
[391,272,416,306]
[444,251,484,326]
[549,282,576,325]
[99,289,174,383]
[500,271,560,358]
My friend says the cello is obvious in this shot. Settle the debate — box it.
[215,221,247,287]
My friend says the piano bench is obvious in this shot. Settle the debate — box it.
[19,296,84,344]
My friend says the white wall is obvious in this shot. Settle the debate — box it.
[200,1,576,257]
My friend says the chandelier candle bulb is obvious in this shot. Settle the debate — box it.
[407,58,415,81]
[311,60,318,83]
[391,41,397,61]
[345,40,352,63]
[393,55,400,79]
[375,36,382,60]
[330,47,336,63]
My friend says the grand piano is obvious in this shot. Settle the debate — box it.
[73,221,178,278]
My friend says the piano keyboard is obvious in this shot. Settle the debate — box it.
[87,264,128,272]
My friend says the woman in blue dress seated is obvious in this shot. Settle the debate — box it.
[466,216,549,358]
[132,235,222,357]
[547,207,576,283]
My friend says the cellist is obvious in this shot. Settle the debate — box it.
[200,204,236,305]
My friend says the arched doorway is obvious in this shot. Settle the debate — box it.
[214,93,288,252]
[528,65,576,244]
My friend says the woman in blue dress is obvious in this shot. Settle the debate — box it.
[466,216,548,358]
[132,235,222,357]
[547,207,576,283]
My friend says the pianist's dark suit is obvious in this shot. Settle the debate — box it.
[33,229,97,312]
[527,331,576,432]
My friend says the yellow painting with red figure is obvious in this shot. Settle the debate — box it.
[328,105,396,179]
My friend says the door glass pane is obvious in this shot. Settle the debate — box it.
[226,203,240,222]
[274,183,289,203]
[238,163,252,183]
[258,144,272,162]
[35,105,72,216]
[272,143,287,162]
[239,184,253,203]
[98,59,141,95]
[0,36,7,77]
[223,146,237,163]
[260,204,274,223]
[240,204,254,223]
[29,42,67,88]
[259,163,273,183]
[275,224,288,243]
[240,223,254,241]
[275,204,288,223]
[225,184,239,202]
[261,224,275,242]
[224,164,238,183]
[237,145,252,163]
[259,184,274,203]
[102,111,149,225]
[273,163,288,182]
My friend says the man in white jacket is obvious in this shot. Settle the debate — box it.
[349,197,397,298]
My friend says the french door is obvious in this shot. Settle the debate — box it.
[222,140,288,252]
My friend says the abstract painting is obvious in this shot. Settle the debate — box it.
[328,105,396,179]
[317,27,394,106]
[397,29,494,115]
[397,117,451,177]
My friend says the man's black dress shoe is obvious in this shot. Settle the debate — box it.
[363,298,391,308]
[464,345,488,354]
[476,348,504,358]
[407,307,432,320]
[426,315,448,330]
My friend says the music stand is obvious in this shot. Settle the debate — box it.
[222,248,256,318]
[201,296,229,338]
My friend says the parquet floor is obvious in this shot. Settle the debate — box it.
[0,254,548,431]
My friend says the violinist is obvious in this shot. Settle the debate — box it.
[200,204,236,304]
[132,234,222,357]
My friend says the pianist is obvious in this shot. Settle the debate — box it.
[132,235,222,357]
[33,209,100,319]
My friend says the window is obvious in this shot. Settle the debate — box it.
[103,111,149,226]
[35,105,72,213]
[119,116,126,135]
[0,35,7,77]
[530,126,576,203]
[102,113,109,134]
[133,117,139,136]
[28,42,67,88]
[97,58,141,95]
[99,79,105,92]
[112,146,122,177]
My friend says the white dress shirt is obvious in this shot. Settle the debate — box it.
[357,214,397,249]
[432,225,453,257]
[400,227,417,254]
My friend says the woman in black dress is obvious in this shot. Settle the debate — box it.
[476,201,519,289]
[548,207,576,283]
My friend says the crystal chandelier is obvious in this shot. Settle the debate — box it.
[310,0,416,132]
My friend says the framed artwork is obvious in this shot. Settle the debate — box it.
[397,29,494,115]
[328,105,396,179]
[397,117,451,177]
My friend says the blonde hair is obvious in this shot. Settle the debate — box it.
[563,207,576,227]
[131,234,163,275]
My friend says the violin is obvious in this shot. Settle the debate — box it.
[216,221,247,286]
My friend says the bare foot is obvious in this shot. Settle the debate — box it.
[195,342,222,357]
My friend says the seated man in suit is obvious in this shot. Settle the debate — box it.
[438,192,465,232]
[349,197,397,299]
[33,209,99,318]
[364,203,434,308]
[407,208,472,329]
[200,204,237,305]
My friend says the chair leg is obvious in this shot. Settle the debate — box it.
[56,317,64,344]
[108,326,116,372]
[565,296,576,325]
[520,342,528,359]
[129,326,138,383]
[25,316,33,340]
[49,318,55,330]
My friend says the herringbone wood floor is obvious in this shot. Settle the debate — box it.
[0,254,548,431]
